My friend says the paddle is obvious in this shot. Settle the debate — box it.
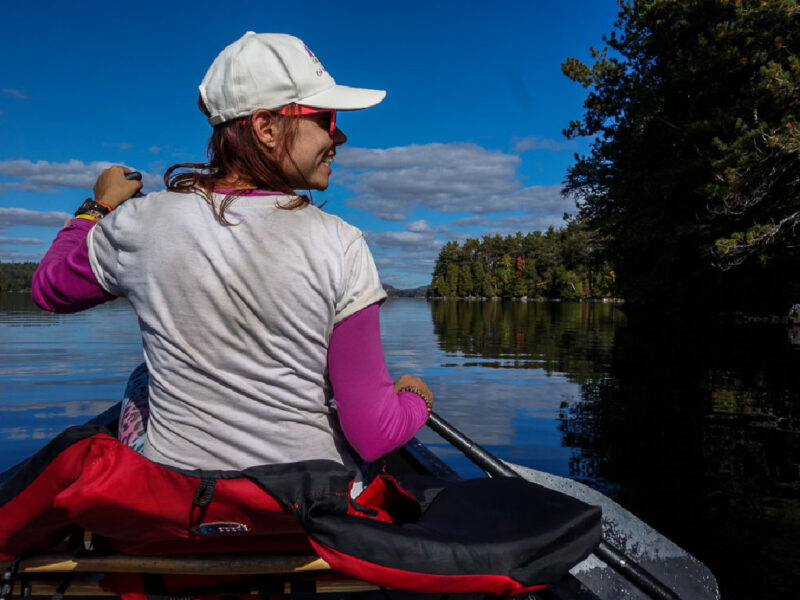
[426,411,683,600]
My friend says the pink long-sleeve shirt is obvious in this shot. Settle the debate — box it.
[32,219,427,462]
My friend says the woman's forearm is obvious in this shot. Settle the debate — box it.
[328,303,429,462]
[32,218,116,313]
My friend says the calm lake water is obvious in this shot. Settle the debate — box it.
[0,293,797,599]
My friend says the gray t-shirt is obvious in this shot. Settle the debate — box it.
[88,190,386,470]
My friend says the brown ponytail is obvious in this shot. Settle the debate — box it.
[164,95,310,224]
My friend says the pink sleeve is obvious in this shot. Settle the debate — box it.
[31,218,116,313]
[328,303,429,462]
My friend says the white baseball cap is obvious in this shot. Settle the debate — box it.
[199,32,387,126]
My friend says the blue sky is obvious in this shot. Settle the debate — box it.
[0,0,620,288]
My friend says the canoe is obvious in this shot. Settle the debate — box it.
[0,397,719,600]
[426,415,720,600]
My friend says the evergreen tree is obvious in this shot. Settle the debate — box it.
[431,241,461,296]
[458,264,474,296]
[482,274,496,298]
[472,259,486,295]
[497,254,514,297]
[521,259,540,297]
[445,263,460,297]
[563,0,800,309]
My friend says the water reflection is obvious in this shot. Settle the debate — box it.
[427,299,799,600]
[1,294,797,598]
[0,294,142,467]
[430,299,622,382]
[381,299,594,479]
[0,292,63,326]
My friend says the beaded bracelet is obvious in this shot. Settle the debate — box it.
[96,200,115,213]
[397,386,433,415]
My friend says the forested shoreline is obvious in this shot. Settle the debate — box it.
[430,221,614,299]
[433,1,800,312]
[0,262,37,292]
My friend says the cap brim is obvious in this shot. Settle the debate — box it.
[299,84,386,111]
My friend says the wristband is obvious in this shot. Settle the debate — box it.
[397,386,433,415]
[74,214,99,222]
[74,198,110,217]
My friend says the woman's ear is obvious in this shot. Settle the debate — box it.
[251,109,279,149]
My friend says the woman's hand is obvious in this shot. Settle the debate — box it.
[394,374,434,414]
[93,166,142,211]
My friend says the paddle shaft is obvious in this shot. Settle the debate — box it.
[426,411,682,600]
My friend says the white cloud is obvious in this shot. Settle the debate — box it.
[376,251,439,262]
[406,220,433,233]
[336,143,524,220]
[364,229,446,288]
[444,185,575,221]
[0,207,71,231]
[512,136,575,153]
[0,249,44,262]
[2,88,27,99]
[0,159,162,193]
[149,146,162,154]
[448,213,566,233]
[336,143,571,221]
[0,159,115,192]
[0,237,45,246]
[405,220,450,233]
[495,185,572,214]
[366,230,441,251]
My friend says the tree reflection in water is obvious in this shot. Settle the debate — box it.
[430,299,798,600]
[430,299,620,383]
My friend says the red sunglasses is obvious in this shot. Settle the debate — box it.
[279,105,337,136]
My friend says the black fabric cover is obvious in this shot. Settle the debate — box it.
[263,472,602,583]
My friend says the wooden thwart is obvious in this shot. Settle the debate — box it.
[12,577,379,597]
[2,551,331,575]
[3,552,381,598]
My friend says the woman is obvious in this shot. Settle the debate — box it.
[32,32,433,473]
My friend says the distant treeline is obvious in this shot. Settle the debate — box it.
[384,285,427,298]
[430,221,614,299]
[0,262,37,292]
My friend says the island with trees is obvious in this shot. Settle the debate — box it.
[429,221,614,300]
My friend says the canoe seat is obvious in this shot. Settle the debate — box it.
[0,422,601,598]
